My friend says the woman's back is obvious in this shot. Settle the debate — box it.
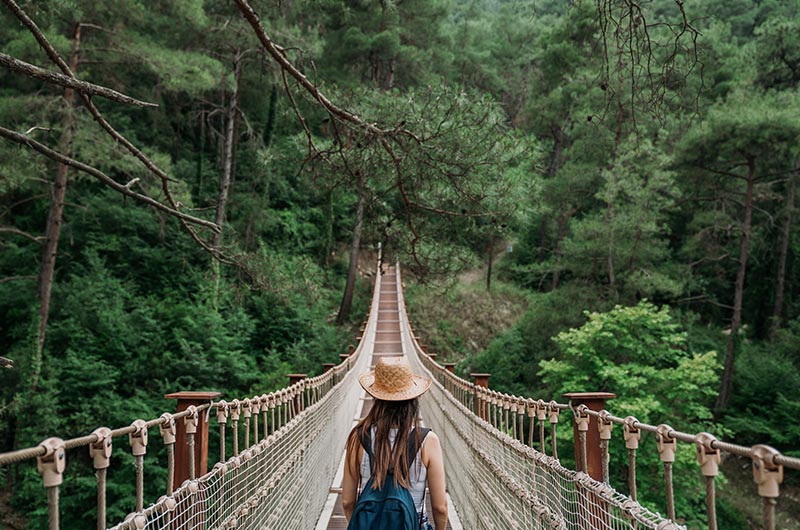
[359,427,428,513]
[341,357,448,529]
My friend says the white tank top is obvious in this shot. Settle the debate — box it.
[359,427,428,514]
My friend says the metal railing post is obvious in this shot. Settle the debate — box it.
[471,373,490,421]
[288,374,307,414]
[752,445,783,530]
[657,424,678,521]
[695,432,721,530]
[89,427,112,530]
[623,416,641,501]
[165,391,221,490]
[563,392,616,481]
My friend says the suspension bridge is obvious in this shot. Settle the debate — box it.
[0,255,798,530]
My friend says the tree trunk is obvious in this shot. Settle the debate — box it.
[33,22,81,390]
[769,163,796,339]
[486,227,494,292]
[212,55,242,250]
[537,215,549,261]
[337,173,366,325]
[606,202,616,289]
[716,158,756,413]
[324,190,334,266]
[551,208,570,290]
[539,125,566,263]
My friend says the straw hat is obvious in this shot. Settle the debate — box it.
[359,356,431,401]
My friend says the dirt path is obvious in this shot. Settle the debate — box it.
[459,243,511,284]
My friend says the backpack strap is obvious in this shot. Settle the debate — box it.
[359,426,376,474]
[406,427,431,469]
[408,428,431,526]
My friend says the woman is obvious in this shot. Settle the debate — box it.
[342,356,448,530]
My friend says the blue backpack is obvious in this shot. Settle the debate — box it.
[347,427,431,530]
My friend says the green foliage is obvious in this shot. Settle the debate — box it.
[557,138,684,301]
[2,0,800,527]
[541,301,719,420]
[724,321,800,454]
[540,301,720,521]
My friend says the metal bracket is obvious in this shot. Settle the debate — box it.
[89,427,112,470]
[37,437,66,488]
[129,419,149,456]
[623,416,640,450]
[598,410,613,440]
[185,405,199,435]
[751,444,783,498]
[656,424,676,463]
[694,432,720,477]
[548,401,560,424]
[159,413,176,445]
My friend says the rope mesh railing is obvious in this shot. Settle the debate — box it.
[394,260,799,530]
[109,360,369,530]
[0,256,382,530]
[102,266,381,530]
[395,265,681,530]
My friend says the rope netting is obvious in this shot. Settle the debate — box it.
[110,368,364,530]
[395,267,682,530]
[106,272,380,530]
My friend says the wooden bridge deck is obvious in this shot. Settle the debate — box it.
[318,266,457,530]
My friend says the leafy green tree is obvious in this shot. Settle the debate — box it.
[540,301,720,523]
[558,137,684,302]
[319,0,453,89]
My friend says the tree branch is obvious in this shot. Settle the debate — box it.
[232,0,394,136]
[1,0,247,268]
[0,275,35,285]
[0,52,158,108]
[0,226,44,244]
[0,126,220,231]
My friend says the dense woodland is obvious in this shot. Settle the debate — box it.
[0,0,799,528]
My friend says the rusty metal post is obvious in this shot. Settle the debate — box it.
[322,363,336,372]
[444,362,456,373]
[165,391,220,490]
[421,344,429,353]
[471,373,490,421]
[288,374,307,413]
[563,392,615,481]
[348,344,356,355]
[428,353,437,362]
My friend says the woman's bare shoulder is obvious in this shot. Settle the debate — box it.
[421,430,441,465]
[423,430,440,444]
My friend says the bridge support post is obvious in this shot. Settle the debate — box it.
[165,391,220,490]
[471,373,490,421]
[563,392,615,481]
[564,392,615,530]
[288,374,307,413]
[443,363,456,373]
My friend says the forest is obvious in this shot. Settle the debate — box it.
[0,0,798,528]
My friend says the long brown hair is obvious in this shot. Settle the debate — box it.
[346,398,422,490]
